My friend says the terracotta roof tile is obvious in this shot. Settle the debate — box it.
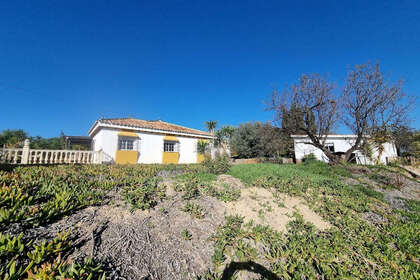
[97,118,213,137]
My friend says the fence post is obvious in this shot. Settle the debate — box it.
[97,149,103,164]
[21,139,30,164]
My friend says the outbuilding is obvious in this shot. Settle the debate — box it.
[291,135,398,164]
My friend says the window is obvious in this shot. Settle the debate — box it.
[118,138,134,150]
[164,141,177,152]
[326,143,335,153]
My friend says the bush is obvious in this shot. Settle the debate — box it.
[229,122,288,158]
[120,177,166,210]
[302,153,317,163]
[202,157,231,175]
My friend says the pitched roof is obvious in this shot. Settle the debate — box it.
[291,134,359,138]
[90,118,213,137]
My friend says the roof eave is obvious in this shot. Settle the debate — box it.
[90,122,215,139]
[291,134,361,138]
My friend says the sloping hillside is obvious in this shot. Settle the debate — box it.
[0,161,419,279]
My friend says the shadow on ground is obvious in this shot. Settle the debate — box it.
[221,261,280,280]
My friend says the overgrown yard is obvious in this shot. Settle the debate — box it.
[1,160,419,279]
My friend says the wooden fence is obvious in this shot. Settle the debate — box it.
[0,139,104,165]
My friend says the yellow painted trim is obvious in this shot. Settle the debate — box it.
[197,153,206,163]
[115,150,138,164]
[163,135,179,141]
[118,130,139,137]
[162,152,179,164]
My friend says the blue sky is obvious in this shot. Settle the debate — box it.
[0,0,419,138]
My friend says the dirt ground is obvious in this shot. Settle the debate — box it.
[13,168,418,280]
[11,174,331,280]
[353,167,420,208]
[402,165,420,177]
[39,188,226,279]
[220,175,330,232]
[350,166,420,226]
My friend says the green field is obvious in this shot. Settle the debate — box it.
[0,161,419,279]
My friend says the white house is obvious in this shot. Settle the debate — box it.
[291,135,397,164]
[89,118,214,164]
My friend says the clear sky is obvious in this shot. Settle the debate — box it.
[0,0,419,138]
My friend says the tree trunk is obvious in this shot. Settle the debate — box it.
[306,141,342,165]
[343,134,364,163]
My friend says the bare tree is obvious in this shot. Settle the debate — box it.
[342,62,411,161]
[268,62,412,164]
[268,74,341,163]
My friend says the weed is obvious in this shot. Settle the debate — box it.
[181,229,192,240]
[202,157,231,174]
[257,201,273,219]
[181,202,205,219]
[215,183,240,202]
[120,177,166,210]
[175,173,239,202]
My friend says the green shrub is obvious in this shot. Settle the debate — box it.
[120,177,166,210]
[302,153,317,163]
[197,140,209,154]
[175,172,216,200]
[202,157,231,174]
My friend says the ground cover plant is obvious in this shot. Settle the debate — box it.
[0,159,418,279]
[0,163,206,279]
[215,162,420,279]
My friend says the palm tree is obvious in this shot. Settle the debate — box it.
[220,126,235,139]
[205,120,218,133]
[213,126,235,158]
[197,140,208,154]
[214,130,224,147]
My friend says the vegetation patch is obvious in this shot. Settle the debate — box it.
[120,177,166,210]
[0,162,419,279]
[181,202,205,219]
[174,172,240,203]
[202,157,232,175]
[219,162,420,279]
[213,183,240,202]
[0,164,212,279]
[0,231,105,280]
[181,229,193,241]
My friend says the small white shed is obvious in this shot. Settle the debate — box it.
[291,135,398,164]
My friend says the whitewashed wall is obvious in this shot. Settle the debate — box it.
[92,128,118,160]
[373,142,397,164]
[178,137,198,164]
[92,127,200,164]
[138,132,164,163]
[293,136,397,164]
